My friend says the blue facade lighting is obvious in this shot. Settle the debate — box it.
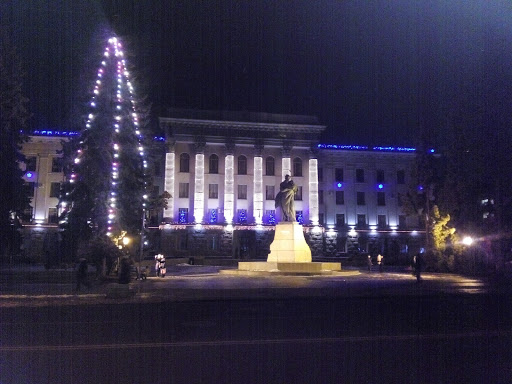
[209,209,217,224]
[317,143,418,152]
[336,182,343,188]
[25,172,34,179]
[296,212,304,225]
[378,184,384,189]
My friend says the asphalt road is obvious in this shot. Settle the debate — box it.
[1,267,511,384]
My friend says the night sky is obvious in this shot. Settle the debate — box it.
[3,0,511,147]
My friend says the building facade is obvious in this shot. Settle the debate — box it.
[19,113,425,263]
[158,110,424,263]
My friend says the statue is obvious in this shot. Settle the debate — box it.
[275,175,298,222]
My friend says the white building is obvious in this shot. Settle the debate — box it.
[20,113,424,262]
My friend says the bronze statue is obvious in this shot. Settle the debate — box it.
[275,175,298,222]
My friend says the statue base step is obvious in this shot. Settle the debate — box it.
[219,261,360,276]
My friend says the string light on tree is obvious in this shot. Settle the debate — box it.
[62,36,150,239]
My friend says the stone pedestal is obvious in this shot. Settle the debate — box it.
[222,221,353,276]
[267,222,312,263]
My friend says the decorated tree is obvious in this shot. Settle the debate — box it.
[59,36,165,263]
[0,28,31,261]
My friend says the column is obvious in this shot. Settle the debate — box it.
[224,154,234,224]
[308,158,319,225]
[281,143,292,180]
[194,153,204,224]
[163,151,175,221]
[253,156,263,224]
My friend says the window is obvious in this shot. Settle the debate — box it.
[25,156,36,172]
[238,155,247,175]
[49,182,60,198]
[318,213,325,225]
[178,232,188,249]
[378,214,387,228]
[318,167,323,182]
[26,182,35,197]
[238,184,247,199]
[209,154,219,174]
[397,193,403,207]
[337,237,347,253]
[357,192,366,205]
[266,185,275,200]
[153,160,162,176]
[397,170,405,184]
[358,237,367,252]
[335,168,344,182]
[208,184,218,199]
[179,153,190,173]
[357,214,366,227]
[178,208,188,224]
[377,192,386,206]
[178,183,189,198]
[376,169,385,183]
[335,190,344,205]
[209,234,219,250]
[399,215,407,228]
[356,169,365,183]
[294,186,303,201]
[21,206,33,222]
[319,190,324,204]
[336,214,345,227]
[293,158,302,177]
[265,157,275,176]
[51,157,63,173]
[48,208,59,224]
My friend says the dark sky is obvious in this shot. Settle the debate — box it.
[3,0,512,147]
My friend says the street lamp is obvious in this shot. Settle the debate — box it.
[462,236,473,246]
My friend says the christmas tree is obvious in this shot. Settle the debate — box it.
[60,36,158,260]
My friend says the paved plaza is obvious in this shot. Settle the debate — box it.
[0,264,500,307]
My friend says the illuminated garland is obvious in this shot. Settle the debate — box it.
[63,36,148,237]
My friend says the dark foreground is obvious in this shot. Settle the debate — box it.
[0,270,511,384]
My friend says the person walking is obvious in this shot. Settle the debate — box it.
[75,259,90,291]
[159,255,166,278]
[377,254,383,272]
[415,252,423,282]
[155,254,162,277]
[367,255,373,272]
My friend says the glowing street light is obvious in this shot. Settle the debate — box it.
[462,236,473,246]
